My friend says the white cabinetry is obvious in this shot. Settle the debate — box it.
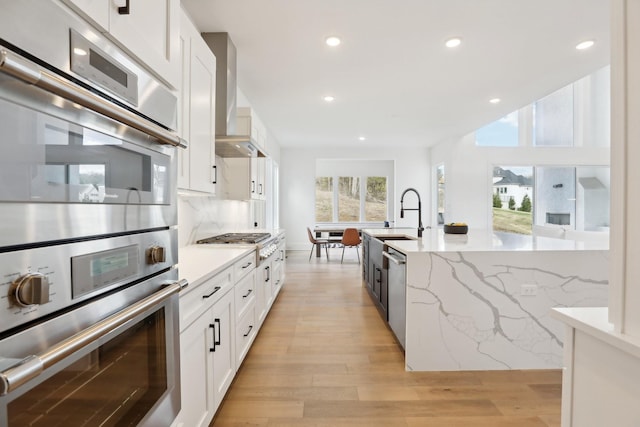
[176,268,235,427]
[234,270,257,366]
[178,10,217,194]
[219,157,266,200]
[272,239,286,296]
[61,0,180,89]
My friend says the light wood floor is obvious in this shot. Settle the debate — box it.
[210,249,562,426]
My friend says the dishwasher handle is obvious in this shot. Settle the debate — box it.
[383,251,406,265]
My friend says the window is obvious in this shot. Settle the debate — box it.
[533,85,574,146]
[315,177,333,222]
[338,177,360,221]
[436,164,445,225]
[365,177,387,221]
[475,111,519,147]
[492,166,534,235]
[315,175,388,223]
[492,165,610,235]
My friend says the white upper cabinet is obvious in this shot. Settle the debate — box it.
[178,9,217,194]
[62,0,180,89]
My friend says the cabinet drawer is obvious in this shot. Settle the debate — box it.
[235,303,256,366]
[234,270,256,319]
[234,251,256,282]
[179,266,233,332]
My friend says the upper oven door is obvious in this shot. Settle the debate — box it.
[0,69,178,247]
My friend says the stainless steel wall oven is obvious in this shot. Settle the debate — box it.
[0,2,187,426]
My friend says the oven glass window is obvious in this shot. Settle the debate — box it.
[0,96,171,205]
[8,310,168,426]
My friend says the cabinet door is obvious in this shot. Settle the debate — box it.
[178,310,215,427]
[256,263,268,325]
[210,289,236,410]
[109,0,180,88]
[187,28,217,193]
[177,19,190,190]
[61,0,109,30]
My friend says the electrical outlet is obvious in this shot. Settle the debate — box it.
[520,284,538,296]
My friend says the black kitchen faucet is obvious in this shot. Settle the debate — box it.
[400,188,424,237]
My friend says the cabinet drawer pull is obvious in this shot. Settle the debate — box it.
[243,325,253,337]
[118,0,130,15]
[242,289,253,298]
[209,319,221,352]
[212,165,217,184]
[242,262,252,269]
[203,286,221,299]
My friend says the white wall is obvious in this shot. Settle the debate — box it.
[281,147,430,250]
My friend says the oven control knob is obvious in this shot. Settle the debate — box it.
[12,273,50,307]
[147,246,166,264]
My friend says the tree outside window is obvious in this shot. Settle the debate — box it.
[365,177,387,221]
[315,177,333,222]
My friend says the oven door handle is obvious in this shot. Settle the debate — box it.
[0,279,188,396]
[0,49,187,149]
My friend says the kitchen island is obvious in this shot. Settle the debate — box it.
[362,228,609,371]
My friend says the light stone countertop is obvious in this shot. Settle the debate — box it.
[361,227,609,253]
[178,245,256,289]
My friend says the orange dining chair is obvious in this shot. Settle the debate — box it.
[341,228,361,264]
[307,227,330,261]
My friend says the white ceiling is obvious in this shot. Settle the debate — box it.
[181,0,610,149]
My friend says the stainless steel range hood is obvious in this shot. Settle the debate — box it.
[202,32,266,158]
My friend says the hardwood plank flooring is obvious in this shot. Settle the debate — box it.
[210,249,561,426]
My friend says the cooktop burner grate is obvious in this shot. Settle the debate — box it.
[196,232,271,244]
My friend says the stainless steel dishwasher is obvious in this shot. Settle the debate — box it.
[383,247,407,349]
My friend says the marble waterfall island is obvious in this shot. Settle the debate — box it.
[367,229,609,371]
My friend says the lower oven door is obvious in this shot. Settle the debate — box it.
[0,276,185,427]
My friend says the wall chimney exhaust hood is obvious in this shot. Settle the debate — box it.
[201,32,266,158]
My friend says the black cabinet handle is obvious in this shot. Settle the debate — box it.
[212,165,217,184]
[243,288,253,298]
[209,322,216,352]
[118,0,130,15]
[242,262,252,269]
[265,265,270,282]
[243,325,253,337]
[259,183,263,195]
[214,318,221,346]
[203,286,221,299]
[209,318,221,352]
[251,180,256,193]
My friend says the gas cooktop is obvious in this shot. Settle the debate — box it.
[196,232,271,244]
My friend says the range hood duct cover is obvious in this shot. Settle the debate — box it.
[201,32,265,158]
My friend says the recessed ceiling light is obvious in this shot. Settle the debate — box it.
[325,36,341,47]
[489,98,501,104]
[445,37,462,48]
[359,136,366,141]
[323,95,335,102]
[576,40,595,50]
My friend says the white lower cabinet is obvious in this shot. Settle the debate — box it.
[256,261,271,326]
[234,270,257,366]
[176,288,234,427]
[174,246,285,425]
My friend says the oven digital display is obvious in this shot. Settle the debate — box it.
[90,252,130,277]
[89,48,128,87]
[71,245,139,299]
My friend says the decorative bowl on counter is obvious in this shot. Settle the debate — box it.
[444,223,468,234]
